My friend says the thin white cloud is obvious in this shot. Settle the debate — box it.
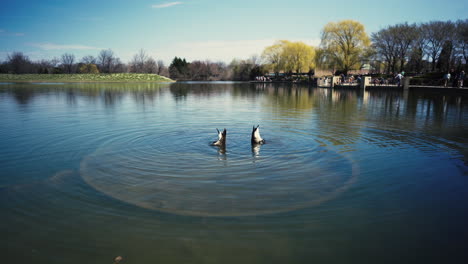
[152,2,182,9]
[29,43,100,50]
[0,29,25,37]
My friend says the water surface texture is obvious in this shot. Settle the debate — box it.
[1,82,468,263]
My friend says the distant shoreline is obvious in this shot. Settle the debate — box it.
[0,73,174,83]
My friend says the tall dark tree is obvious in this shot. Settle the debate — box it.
[372,27,401,73]
[455,19,468,70]
[407,25,429,73]
[437,40,455,71]
[7,52,33,74]
[169,57,189,79]
[394,23,419,72]
[406,47,425,73]
[372,23,418,73]
[423,21,456,71]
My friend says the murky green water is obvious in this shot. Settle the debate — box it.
[1,82,467,263]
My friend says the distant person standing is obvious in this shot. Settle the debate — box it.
[443,72,451,87]
[395,72,403,87]
[458,70,465,88]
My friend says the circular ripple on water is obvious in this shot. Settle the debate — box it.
[80,128,358,217]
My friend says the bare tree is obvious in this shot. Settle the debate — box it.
[7,52,33,74]
[36,59,56,74]
[423,21,456,71]
[208,62,226,80]
[143,57,157,73]
[372,28,398,73]
[50,57,60,68]
[194,61,214,80]
[437,40,457,71]
[455,19,468,70]
[130,49,148,73]
[155,60,164,75]
[156,60,169,77]
[81,55,96,65]
[393,23,419,71]
[61,53,75,73]
[112,57,126,73]
[98,49,117,73]
[407,24,429,73]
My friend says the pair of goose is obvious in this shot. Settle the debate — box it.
[212,125,265,146]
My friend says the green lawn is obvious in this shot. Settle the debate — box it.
[0,73,173,83]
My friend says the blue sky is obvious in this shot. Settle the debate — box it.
[1,0,467,64]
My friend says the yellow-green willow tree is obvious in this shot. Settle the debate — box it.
[282,41,315,74]
[262,40,315,76]
[320,20,371,74]
[261,40,288,77]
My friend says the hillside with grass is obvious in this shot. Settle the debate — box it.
[0,73,173,83]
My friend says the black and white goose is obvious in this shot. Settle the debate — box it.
[211,128,227,146]
[251,125,265,144]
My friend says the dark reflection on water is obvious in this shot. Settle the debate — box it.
[1,82,468,263]
[1,82,168,106]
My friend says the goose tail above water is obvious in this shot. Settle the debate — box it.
[251,125,265,144]
[212,128,226,146]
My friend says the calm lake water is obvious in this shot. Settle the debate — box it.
[1,82,468,263]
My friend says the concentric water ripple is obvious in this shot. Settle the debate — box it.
[2,83,468,264]
[81,127,359,216]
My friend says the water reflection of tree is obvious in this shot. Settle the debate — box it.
[313,89,364,148]
[169,83,189,100]
[2,82,169,107]
[232,83,274,99]
[405,93,467,144]
[246,84,366,150]
[365,90,467,137]
[363,90,468,163]
[103,90,122,106]
[363,90,405,124]
[253,83,316,115]
[312,88,467,162]
[10,85,36,105]
[169,82,230,101]
[131,88,162,106]
[232,84,366,148]
[66,90,77,105]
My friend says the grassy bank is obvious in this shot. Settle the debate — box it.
[0,73,173,83]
